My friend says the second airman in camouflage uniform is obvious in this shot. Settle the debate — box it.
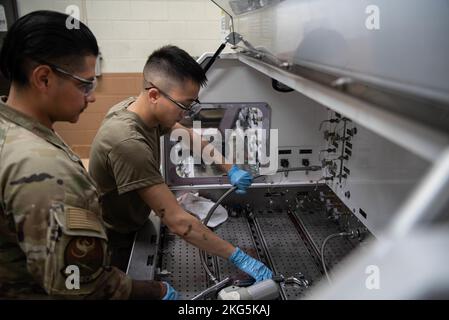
[0,99,133,298]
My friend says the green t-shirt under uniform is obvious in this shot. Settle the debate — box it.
[89,97,169,234]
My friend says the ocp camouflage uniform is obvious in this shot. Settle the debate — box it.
[0,99,132,299]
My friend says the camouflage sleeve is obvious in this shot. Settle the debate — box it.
[2,154,134,299]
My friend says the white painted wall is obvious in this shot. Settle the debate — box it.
[16,0,228,72]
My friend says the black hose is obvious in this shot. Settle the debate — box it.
[202,42,227,74]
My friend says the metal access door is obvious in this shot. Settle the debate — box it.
[212,0,449,105]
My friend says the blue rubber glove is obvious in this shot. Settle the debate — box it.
[229,247,273,282]
[228,165,253,195]
[162,281,179,300]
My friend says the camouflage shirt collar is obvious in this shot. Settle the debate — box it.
[0,96,70,151]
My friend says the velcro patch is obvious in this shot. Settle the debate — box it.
[64,237,104,283]
[67,208,103,233]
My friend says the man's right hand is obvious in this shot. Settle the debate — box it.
[229,247,273,282]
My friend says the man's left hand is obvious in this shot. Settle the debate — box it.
[227,165,253,194]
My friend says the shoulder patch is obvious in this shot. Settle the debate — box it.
[64,236,105,283]
[67,207,103,234]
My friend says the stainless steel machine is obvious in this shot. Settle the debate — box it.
[127,0,449,299]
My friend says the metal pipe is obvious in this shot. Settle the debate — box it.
[191,277,231,300]
[199,248,218,284]
[271,166,322,175]
[288,209,328,274]
[320,232,352,284]
[203,42,227,74]
[250,216,288,300]
[284,276,310,288]
[203,186,237,227]
[387,147,449,239]
[199,187,237,285]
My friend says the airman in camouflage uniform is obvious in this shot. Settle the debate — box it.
[0,10,171,299]
[0,99,133,299]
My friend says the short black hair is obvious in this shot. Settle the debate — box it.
[0,10,99,87]
[143,45,207,89]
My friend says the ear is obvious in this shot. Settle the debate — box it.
[147,87,160,104]
[30,65,52,93]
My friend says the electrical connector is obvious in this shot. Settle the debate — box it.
[323,130,336,140]
[319,119,340,131]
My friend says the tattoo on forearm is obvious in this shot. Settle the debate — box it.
[202,234,208,241]
[183,224,193,237]
[157,208,166,219]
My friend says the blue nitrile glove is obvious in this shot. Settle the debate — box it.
[228,165,253,195]
[162,281,179,300]
[229,247,273,282]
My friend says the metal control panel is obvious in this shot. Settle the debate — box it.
[164,102,271,186]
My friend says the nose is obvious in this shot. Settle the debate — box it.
[85,91,96,103]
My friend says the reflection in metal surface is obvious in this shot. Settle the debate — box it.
[229,0,285,15]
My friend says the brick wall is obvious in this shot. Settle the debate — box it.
[53,73,143,158]
[16,0,227,157]
[17,0,227,72]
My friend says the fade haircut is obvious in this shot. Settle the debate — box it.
[0,10,99,87]
[143,45,207,91]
